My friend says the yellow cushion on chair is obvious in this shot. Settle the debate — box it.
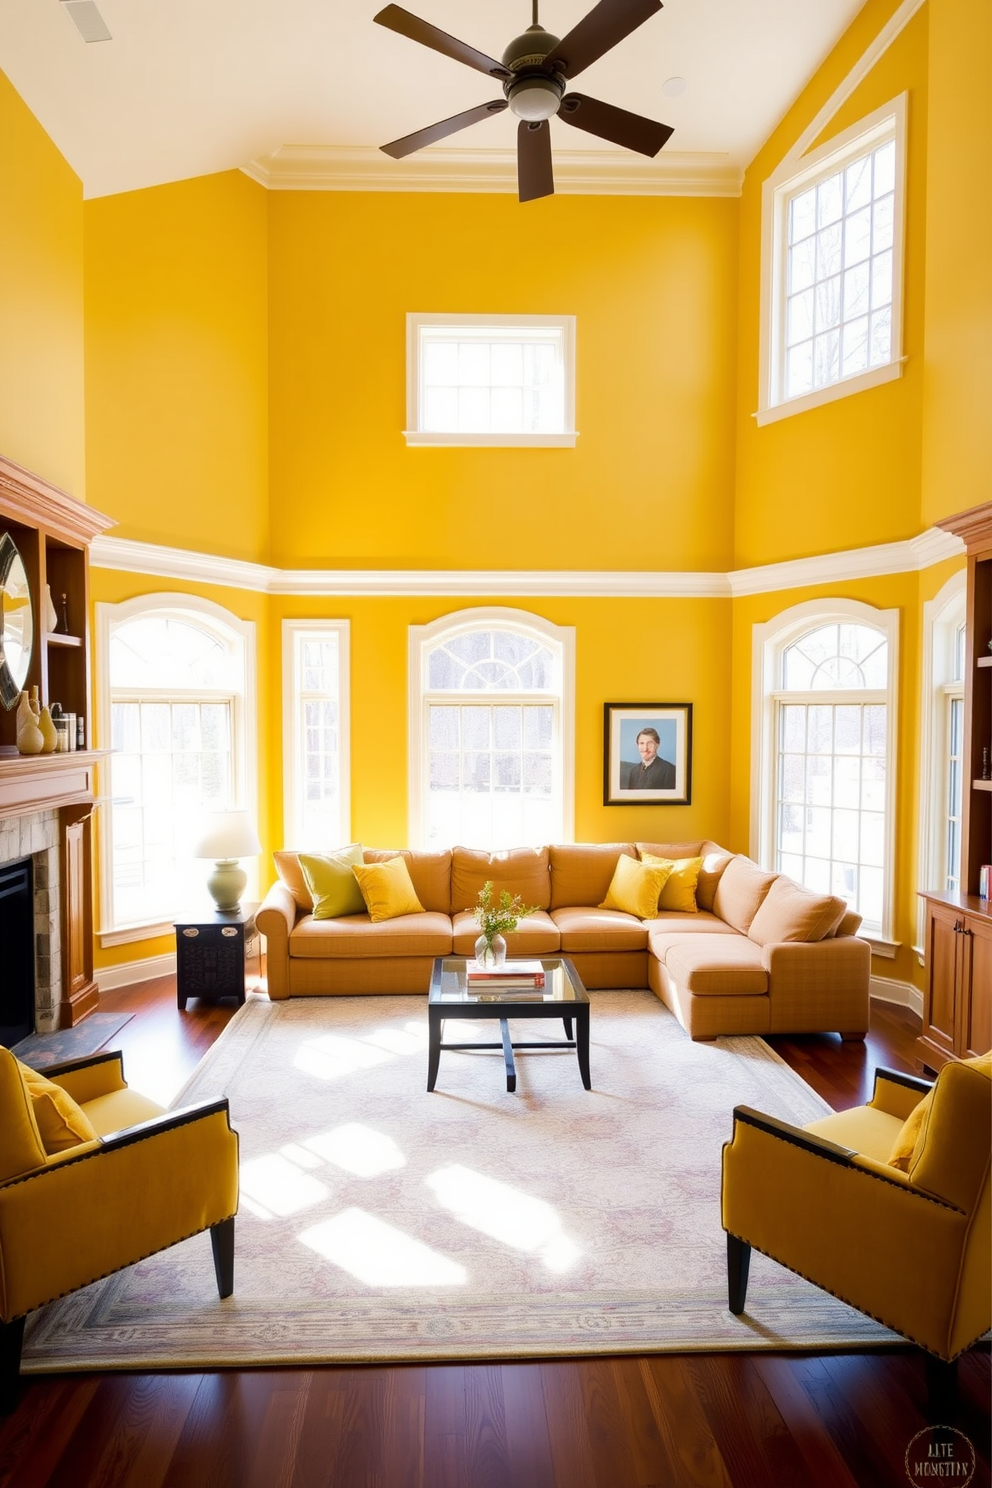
[15,1059,98,1154]
[352,855,425,922]
[600,854,673,918]
[0,1047,48,1181]
[888,1052,992,1174]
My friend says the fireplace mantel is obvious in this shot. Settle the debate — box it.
[0,749,109,819]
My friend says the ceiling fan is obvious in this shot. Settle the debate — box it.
[373,0,674,202]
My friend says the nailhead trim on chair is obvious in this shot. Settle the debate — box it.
[722,1227,986,1364]
[2,1210,239,1323]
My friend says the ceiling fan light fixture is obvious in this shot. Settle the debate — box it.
[507,74,564,122]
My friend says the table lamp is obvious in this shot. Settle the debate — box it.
[193,809,262,911]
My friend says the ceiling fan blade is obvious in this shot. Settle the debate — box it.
[373,5,510,79]
[558,93,672,156]
[547,0,662,80]
[381,100,508,159]
[517,120,554,203]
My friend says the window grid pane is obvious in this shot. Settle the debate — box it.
[945,696,963,894]
[293,630,343,846]
[110,698,234,925]
[427,702,555,851]
[420,327,565,435]
[775,700,886,930]
[784,135,896,400]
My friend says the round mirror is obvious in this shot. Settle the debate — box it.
[0,532,34,709]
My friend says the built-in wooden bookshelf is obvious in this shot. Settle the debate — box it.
[919,502,992,1069]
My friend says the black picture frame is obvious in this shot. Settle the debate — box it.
[604,702,692,805]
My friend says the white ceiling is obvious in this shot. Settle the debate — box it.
[0,0,866,199]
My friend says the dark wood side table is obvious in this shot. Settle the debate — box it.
[174,904,260,1010]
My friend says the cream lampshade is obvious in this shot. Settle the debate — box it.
[193,809,262,911]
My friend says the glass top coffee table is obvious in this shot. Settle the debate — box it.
[428,955,591,1094]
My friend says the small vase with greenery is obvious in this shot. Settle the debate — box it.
[471,880,538,969]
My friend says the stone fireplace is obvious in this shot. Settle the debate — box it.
[0,810,61,1034]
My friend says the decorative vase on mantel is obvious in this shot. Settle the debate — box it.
[16,690,44,755]
[474,933,507,970]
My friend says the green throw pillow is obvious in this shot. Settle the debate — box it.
[299,845,367,919]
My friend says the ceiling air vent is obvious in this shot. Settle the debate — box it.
[61,0,112,43]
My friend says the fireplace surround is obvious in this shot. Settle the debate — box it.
[0,816,59,1036]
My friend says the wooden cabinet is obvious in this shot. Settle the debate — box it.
[919,893,992,1067]
[0,453,113,1027]
[920,502,992,1069]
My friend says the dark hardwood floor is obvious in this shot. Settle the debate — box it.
[1,983,988,1488]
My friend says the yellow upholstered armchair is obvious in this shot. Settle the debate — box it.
[0,1045,239,1414]
[722,1056,991,1393]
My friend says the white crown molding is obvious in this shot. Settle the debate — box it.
[90,526,966,600]
[728,527,965,597]
[241,144,743,198]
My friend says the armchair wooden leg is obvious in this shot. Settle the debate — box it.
[1,1317,26,1416]
[727,1233,751,1314]
[210,1217,235,1299]
[923,1351,958,1422]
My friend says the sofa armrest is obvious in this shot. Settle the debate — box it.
[256,881,298,1000]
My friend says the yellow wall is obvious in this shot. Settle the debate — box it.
[0,69,85,496]
[920,0,992,524]
[261,191,738,573]
[84,172,270,563]
[733,0,929,569]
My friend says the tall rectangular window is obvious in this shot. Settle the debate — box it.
[759,96,906,425]
[283,622,350,849]
[406,314,576,447]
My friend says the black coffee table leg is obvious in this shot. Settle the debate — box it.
[427,1010,442,1092]
[499,1018,516,1093]
[563,1016,573,1039]
[576,1005,591,1090]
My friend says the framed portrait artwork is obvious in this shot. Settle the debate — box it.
[603,703,692,806]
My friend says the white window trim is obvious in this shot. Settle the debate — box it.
[916,572,967,954]
[750,597,899,952]
[408,606,575,849]
[405,312,577,448]
[95,593,258,946]
[757,93,908,427]
[282,619,351,850]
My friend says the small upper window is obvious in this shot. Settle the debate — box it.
[406,313,576,447]
[759,96,906,425]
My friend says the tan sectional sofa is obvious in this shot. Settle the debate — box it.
[256,840,871,1041]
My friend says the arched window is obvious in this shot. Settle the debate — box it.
[96,595,256,940]
[752,600,898,946]
[408,609,574,850]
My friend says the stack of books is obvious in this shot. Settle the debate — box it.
[466,959,547,995]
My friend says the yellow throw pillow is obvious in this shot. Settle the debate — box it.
[599,854,673,919]
[352,855,425,923]
[16,1059,98,1155]
[0,1047,48,1181]
[642,853,703,913]
[299,845,366,919]
[888,1090,934,1172]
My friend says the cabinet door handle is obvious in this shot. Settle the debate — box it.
[953,919,962,933]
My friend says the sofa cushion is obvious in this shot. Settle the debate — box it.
[450,846,551,914]
[352,856,425,922]
[299,845,366,919]
[273,849,322,912]
[600,854,673,919]
[641,853,703,913]
[635,842,732,911]
[663,936,769,996]
[549,843,636,911]
[550,906,648,952]
[290,912,453,959]
[451,909,560,957]
[646,913,739,960]
[834,908,864,937]
[711,856,778,934]
[747,875,847,946]
[363,848,452,914]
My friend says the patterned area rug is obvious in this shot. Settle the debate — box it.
[22,991,899,1371]
[12,1013,133,1070]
